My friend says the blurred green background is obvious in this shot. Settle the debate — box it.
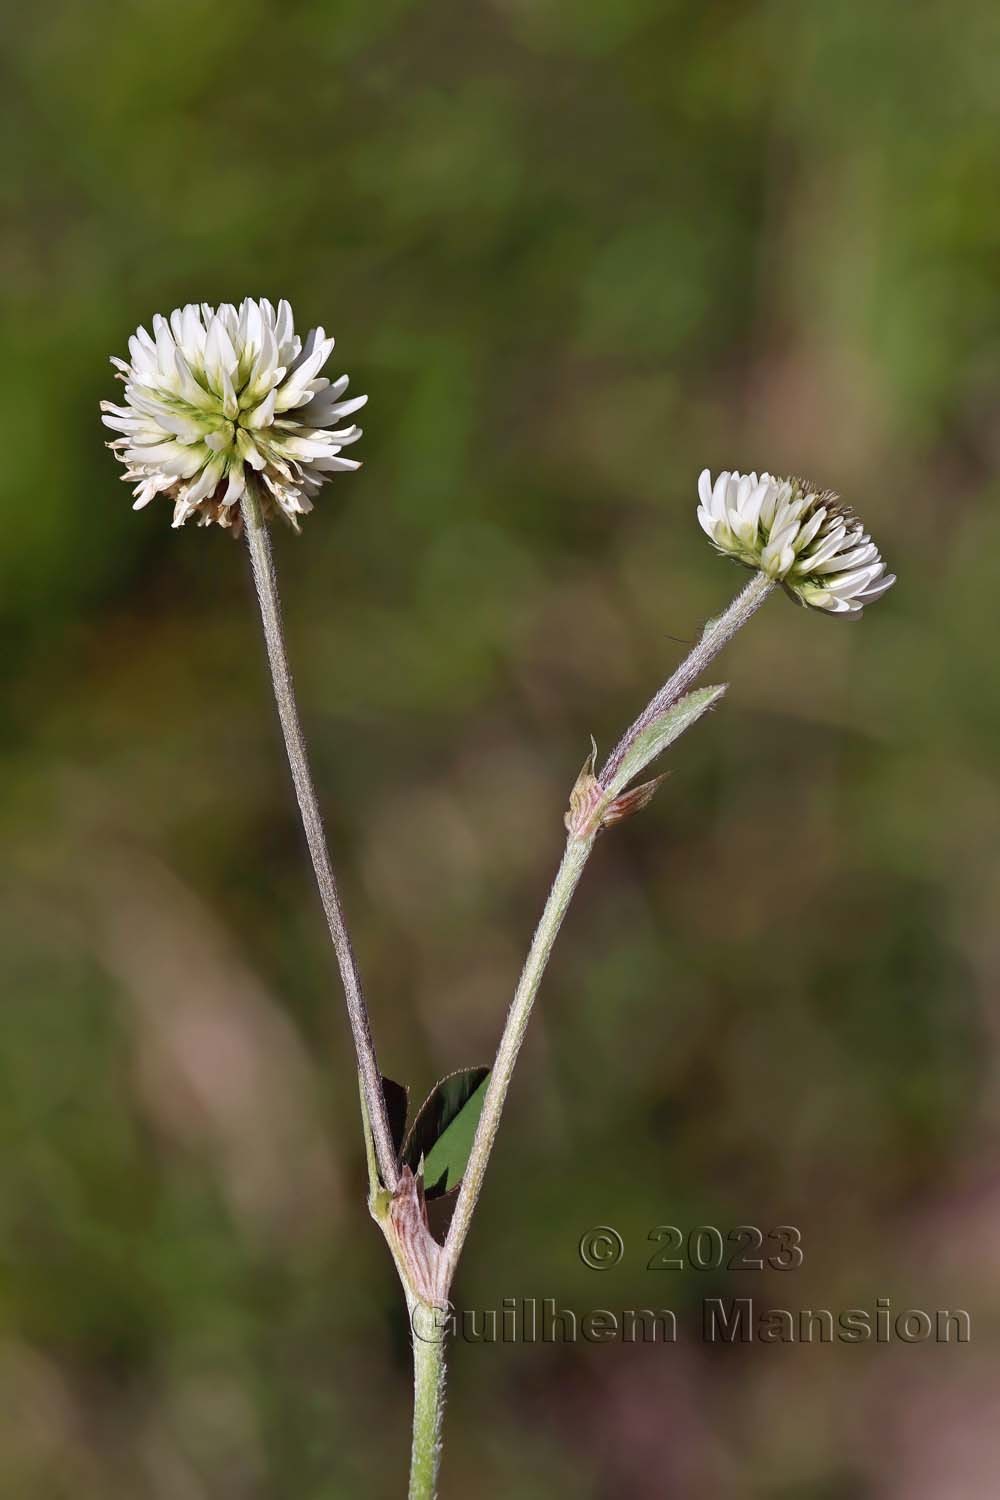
[3,0,999,1495]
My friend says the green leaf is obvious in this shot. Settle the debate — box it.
[605,684,727,799]
[402,1067,490,1199]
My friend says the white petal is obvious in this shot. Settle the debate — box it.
[222,465,248,505]
[813,542,877,575]
[825,563,885,597]
[711,471,731,519]
[856,572,896,602]
[243,389,277,429]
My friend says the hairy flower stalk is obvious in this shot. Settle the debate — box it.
[442,572,770,1282]
[239,485,399,1193]
[102,299,366,530]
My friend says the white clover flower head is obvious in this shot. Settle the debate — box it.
[697,469,895,615]
[101,300,367,532]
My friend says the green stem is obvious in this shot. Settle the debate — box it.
[443,570,775,1282]
[442,832,594,1280]
[408,1310,447,1500]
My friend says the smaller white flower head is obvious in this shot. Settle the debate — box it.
[697,470,895,615]
[102,299,367,531]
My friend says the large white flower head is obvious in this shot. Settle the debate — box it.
[101,300,366,532]
[697,469,895,615]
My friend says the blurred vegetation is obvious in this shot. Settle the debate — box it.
[2,0,999,1496]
